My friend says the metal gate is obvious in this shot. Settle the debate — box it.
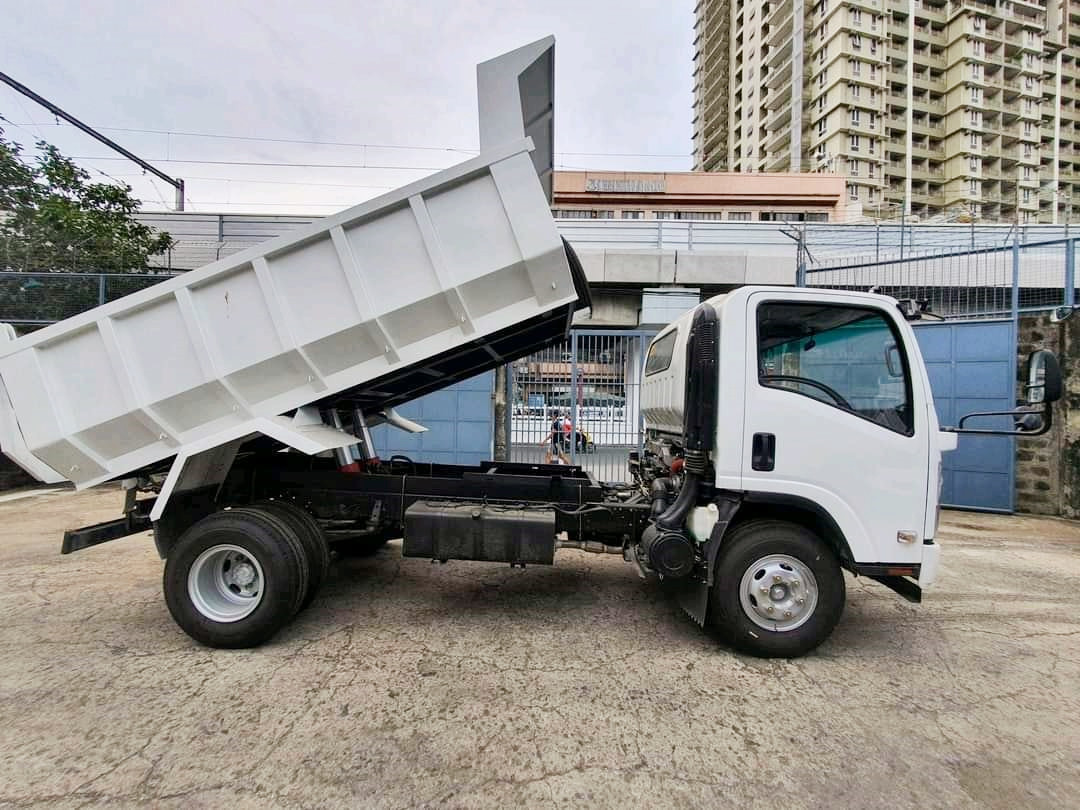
[506,330,654,483]
[914,320,1016,511]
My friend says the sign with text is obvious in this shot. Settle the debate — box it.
[584,179,666,193]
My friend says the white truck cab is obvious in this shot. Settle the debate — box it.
[643,286,953,584]
[636,286,1057,656]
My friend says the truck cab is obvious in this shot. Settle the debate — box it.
[636,287,968,655]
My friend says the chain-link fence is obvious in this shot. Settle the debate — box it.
[0,234,179,334]
[801,237,1077,320]
[0,270,177,333]
[0,234,168,275]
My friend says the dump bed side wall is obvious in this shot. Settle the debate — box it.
[0,143,578,488]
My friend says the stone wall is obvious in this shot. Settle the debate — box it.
[1015,312,1080,517]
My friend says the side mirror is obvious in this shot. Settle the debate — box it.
[1050,306,1077,323]
[884,344,904,378]
[949,351,1062,436]
[1014,412,1043,432]
[1025,349,1062,405]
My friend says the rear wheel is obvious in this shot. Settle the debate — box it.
[707,520,845,658]
[164,507,309,648]
[254,500,330,610]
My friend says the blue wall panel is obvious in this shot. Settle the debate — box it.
[914,320,1015,512]
[369,371,494,466]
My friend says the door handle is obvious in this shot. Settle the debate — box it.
[752,433,775,472]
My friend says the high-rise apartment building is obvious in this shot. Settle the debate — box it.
[692,0,1080,223]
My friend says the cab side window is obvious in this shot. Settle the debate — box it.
[645,330,677,375]
[757,302,914,435]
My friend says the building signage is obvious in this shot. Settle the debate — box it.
[584,179,666,193]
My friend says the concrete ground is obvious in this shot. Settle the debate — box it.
[0,487,1078,809]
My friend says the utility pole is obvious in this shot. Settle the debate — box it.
[0,70,185,210]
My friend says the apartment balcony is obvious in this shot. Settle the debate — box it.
[886,114,906,131]
[848,0,887,14]
[767,57,793,89]
[911,117,945,136]
[765,126,791,155]
[909,190,946,206]
[912,26,947,46]
[911,163,946,180]
[765,105,792,133]
[1000,77,1023,98]
[766,33,793,70]
[888,42,907,63]
[1000,124,1023,145]
[912,72,945,90]
[1060,104,1080,123]
[771,77,793,106]
[979,95,1004,116]
[911,141,946,159]
[767,3,795,42]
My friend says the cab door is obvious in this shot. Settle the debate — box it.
[742,292,930,565]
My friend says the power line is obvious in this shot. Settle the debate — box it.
[12,121,691,158]
[136,199,360,208]
[72,155,451,171]
[110,173,395,190]
[0,73,185,210]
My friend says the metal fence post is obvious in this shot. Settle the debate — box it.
[98,274,106,307]
[637,334,647,462]
[1011,234,1021,331]
[795,233,807,287]
[569,331,579,466]
[504,363,513,461]
[1066,239,1076,308]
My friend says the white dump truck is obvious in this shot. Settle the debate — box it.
[0,39,1062,657]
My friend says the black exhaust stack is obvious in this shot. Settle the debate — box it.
[641,304,719,578]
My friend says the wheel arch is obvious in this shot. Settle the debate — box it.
[711,493,855,574]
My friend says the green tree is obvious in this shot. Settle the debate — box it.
[0,124,173,273]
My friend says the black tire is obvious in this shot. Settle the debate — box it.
[707,520,845,658]
[163,507,309,648]
[330,530,395,557]
[254,500,330,611]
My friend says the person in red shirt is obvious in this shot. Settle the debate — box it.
[539,411,571,464]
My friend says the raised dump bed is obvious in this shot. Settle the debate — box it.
[0,37,586,489]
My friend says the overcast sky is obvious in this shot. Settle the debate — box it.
[2,0,693,216]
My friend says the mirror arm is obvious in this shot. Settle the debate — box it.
[945,405,1053,437]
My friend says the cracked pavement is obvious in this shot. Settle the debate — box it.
[0,487,1078,809]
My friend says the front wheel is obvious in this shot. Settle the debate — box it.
[707,520,845,658]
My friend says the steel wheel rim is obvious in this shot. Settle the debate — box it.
[188,544,265,623]
[738,554,819,632]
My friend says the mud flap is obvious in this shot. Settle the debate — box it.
[675,578,710,627]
